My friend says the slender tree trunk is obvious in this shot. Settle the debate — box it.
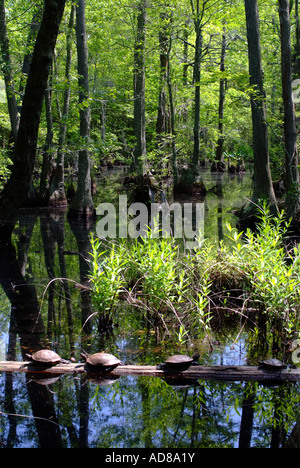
[244,0,277,213]
[19,7,43,98]
[182,21,190,87]
[0,0,67,239]
[167,42,179,187]
[156,10,170,138]
[293,0,300,77]
[20,5,43,206]
[132,0,147,175]
[278,0,299,218]
[0,0,19,143]
[156,7,178,185]
[49,3,76,207]
[68,0,95,218]
[216,26,227,164]
[39,81,55,202]
[192,22,202,173]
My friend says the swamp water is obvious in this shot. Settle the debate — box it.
[1,168,300,449]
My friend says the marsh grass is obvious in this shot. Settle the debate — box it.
[89,205,300,342]
[225,208,300,332]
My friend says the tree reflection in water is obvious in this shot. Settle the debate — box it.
[0,172,300,448]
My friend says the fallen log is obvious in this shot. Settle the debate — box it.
[1,361,300,383]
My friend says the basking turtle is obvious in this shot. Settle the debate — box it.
[157,354,199,371]
[26,349,69,367]
[259,358,286,370]
[81,352,123,372]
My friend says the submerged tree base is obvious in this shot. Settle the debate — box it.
[48,195,68,208]
[67,203,96,219]
[46,180,68,209]
[67,208,96,219]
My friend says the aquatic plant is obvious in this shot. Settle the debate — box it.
[89,206,300,343]
[226,207,300,332]
[125,228,180,308]
[89,236,126,322]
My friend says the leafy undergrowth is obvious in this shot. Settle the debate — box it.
[89,206,300,343]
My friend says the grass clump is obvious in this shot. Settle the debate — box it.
[227,208,300,325]
[89,206,300,341]
[90,236,127,326]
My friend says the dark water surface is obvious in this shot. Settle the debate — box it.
[1,169,300,449]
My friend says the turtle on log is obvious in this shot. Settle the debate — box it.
[157,354,200,371]
[81,352,123,372]
[259,358,286,371]
[26,349,70,367]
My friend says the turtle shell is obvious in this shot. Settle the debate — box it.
[163,355,194,370]
[165,355,193,365]
[86,352,121,370]
[260,358,284,369]
[31,349,62,365]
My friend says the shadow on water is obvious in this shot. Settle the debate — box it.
[1,169,300,448]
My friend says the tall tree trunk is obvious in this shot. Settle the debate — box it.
[191,0,204,175]
[244,0,277,213]
[156,7,178,185]
[293,0,300,77]
[39,84,55,203]
[0,0,19,143]
[216,26,227,164]
[182,21,190,87]
[19,7,43,98]
[132,0,147,175]
[156,10,170,139]
[278,0,300,218]
[0,0,67,239]
[20,5,43,207]
[167,40,179,187]
[68,0,95,218]
[192,21,202,173]
[49,3,76,207]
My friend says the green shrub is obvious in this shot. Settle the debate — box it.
[89,236,126,318]
[0,148,12,189]
[225,207,300,330]
[125,228,181,311]
[89,206,300,341]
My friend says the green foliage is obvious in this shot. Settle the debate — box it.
[90,206,300,344]
[124,228,180,311]
[0,148,12,188]
[224,206,300,334]
[90,228,189,334]
[89,236,126,318]
[0,0,294,173]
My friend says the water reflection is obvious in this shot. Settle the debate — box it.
[1,371,300,448]
[1,168,300,448]
[0,238,63,447]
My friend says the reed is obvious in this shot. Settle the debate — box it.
[89,205,300,341]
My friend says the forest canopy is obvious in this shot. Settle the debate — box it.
[0,0,299,232]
